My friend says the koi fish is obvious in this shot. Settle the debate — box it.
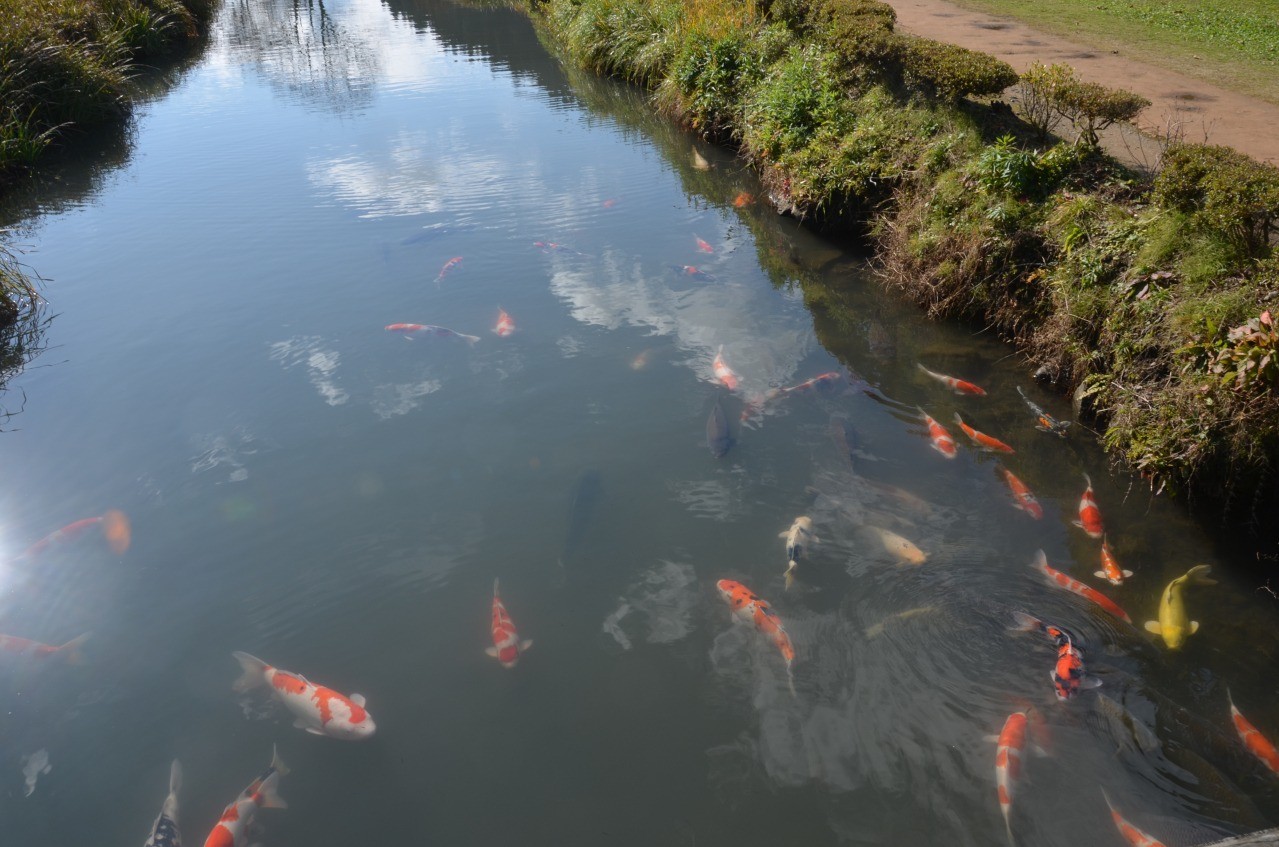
[1228,689,1279,775]
[202,747,288,847]
[144,760,182,847]
[493,308,516,337]
[715,579,796,696]
[22,749,50,798]
[1074,474,1104,538]
[533,241,583,255]
[1011,612,1101,700]
[917,363,986,395]
[385,324,480,344]
[1030,549,1131,623]
[866,525,927,566]
[692,149,711,171]
[998,466,1043,519]
[232,652,375,740]
[670,264,716,281]
[1016,386,1071,437]
[0,631,89,663]
[694,235,714,253]
[21,509,131,559]
[602,198,617,209]
[1096,537,1132,586]
[630,349,651,371]
[918,408,957,458]
[954,414,1014,453]
[989,711,1028,845]
[1100,790,1168,847]
[486,578,533,669]
[779,372,843,396]
[779,516,817,590]
[434,256,462,284]
[732,192,754,208]
[864,605,936,638]
[712,346,740,391]
[1144,564,1215,649]
[706,398,732,459]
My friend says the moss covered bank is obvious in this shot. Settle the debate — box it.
[523,0,1279,540]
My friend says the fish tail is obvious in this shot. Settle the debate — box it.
[165,758,182,800]
[270,743,290,778]
[493,577,501,598]
[231,651,268,693]
[784,562,796,591]
[1083,472,1092,489]
[1005,813,1016,847]
[786,663,797,699]
[1009,611,1042,634]
[258,770,287,810]
[1184,564,1217,585]
[58,632,91,665]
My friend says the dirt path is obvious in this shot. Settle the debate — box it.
[883,0,1279,165]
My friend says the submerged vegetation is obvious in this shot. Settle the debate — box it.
[527,0,1279,525]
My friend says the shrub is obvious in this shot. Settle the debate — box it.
[1183,310,1279,391]
[668,28,766,136]
[1154,143,1279,255]
[1016,61,1071,139]
[896,36,1017,101]
[1016,62,1148,147]
[744,44,849,158]
[973,136,1087,198]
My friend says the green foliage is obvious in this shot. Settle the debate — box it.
[1016,61,1071,139]
[974,136,1087,198]
[1183,310,1279,391]
[552,0,681,84]
[1016,61,1148,147]
[667,25,775,136]
[896,35,1017,100]
[1154,143,1279,256]
[744,44,848,158]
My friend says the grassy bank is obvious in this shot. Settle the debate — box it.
[528,0,1279,529]
[929,0,1279,106]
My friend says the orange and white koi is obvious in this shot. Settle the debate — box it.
[1012,612,1101,700]
[486,578,533,669]
[918,408,957,458]
[1101,790,1168,847]
[1228,689,1279,775]
[695,235,714,254]
[385,323,480,344]
[1017,385,1071,437]
[780,372,844,396]
[998,466,1043,519]
[712,346,740,391]
[602,198,617,208]
[989,710,1028,845]
[1095,537,1133,586]
[716,579,796,696]
[434,256,462,284]
[954,413,1014,453]
[21,509,131,559]
[232,652,375,740]
[1074,474,1104,538]
[917,363,986,396]
[493,308,516,337]
[202,747,288,847]
[0,631,89,663]
[1030,549,1131,623]
[671,264,715,280]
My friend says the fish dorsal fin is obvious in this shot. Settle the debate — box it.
[485,646,499,658]
[350,694,366,707]
[1143,621,1162,634]
[1188,621,1200,634]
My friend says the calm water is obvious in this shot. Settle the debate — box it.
[1,0,1277,844]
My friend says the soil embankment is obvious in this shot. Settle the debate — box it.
[883,0,1279,165]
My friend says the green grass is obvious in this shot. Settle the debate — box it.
[939,0,1279,104]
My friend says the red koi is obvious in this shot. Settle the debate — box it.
[487,578,532,669]
[918,408,957,458]
[434,256,462,284]
[712,346,740,391]
[1101,790,1168,847]
[1229,689,1279,775]
[990,711,1027,845]
[493,308,516,337]
[1095,536,1132,586]
[695,235,714,254]
[1030,549,1131,623]
[716,579,796,696]
[1074,473,1104,538]
[954,413,1014,453]
[998,466,1043,519]
[917,363,986,396]
[781,372,843,396]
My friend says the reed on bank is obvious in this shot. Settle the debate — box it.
[531,0,1279,523]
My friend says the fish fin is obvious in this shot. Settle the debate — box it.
[982,734,999,743]
[350,694,367,707]
[258,772,287,809]
[232,652,269,692]
[1123,570,1134,578]
[1143,621,1162,634]
[485,646,500,658]
[1071,520,1083,529]
[1094,571,1107,580]
[1188,621,1200,634]
[1082,473,1092,489]
[168,759,183,797]
[465,334,480,345]
[293,718,309,730]
[1031,744,1050,757]
[520,639,533,652]
[778,531,789,538]
[493,577,500,597]
[270,744,289,777]
[812,535,821,544]
[58,632,91,665]
[1083,677,1103,689]
[1010,611,1041,633]
[304,726,326,736]
[1185,565,1217,585]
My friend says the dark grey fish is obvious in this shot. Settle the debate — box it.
[560,470,603,567]
[143,760,182,847]
[707,399,732,458]
[828,415,859,467]
[866,318,896,360]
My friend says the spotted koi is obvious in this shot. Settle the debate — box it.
[202,747,288,847]
[917,363,986,395]
[1228,689,1279,775]
[1030,549,1131,623]
[1074,473,1104,538]
[918,407,957,458]
[954,413,1014,453]
[716,579,795,696]
[1095,536,1133,586]
[998,466,1043,519]
[712,346,740,391]
[1100,790,1168,847]
[232,653,375,740]
[487,578,533,669]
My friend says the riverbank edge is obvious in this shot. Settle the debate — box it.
[515,0,1279,546]
[0,0,220,327]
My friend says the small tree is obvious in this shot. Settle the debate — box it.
[1016,61,1072,139]
[1053,80,1150,147]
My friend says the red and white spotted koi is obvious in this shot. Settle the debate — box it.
[1100,790,1168,847]
[917,363,986,395]
[486,578,533,669]
[202,746,288,847]
[716,579,796,696]
[1228,689,1279,775]
[712,346,740,391]
[1095,536,1132,586]
[434,256,462,284]
[918,408,957,458]
[989,710,1028,845]
[232,653,375,740]
[695,235,714,253]
[1030,549,1131,623]
[1074,474,1105,538]
[493,308,516,337]
[1011,612,1102,700]
[998,466,1043,519]
[954,413,1014,453]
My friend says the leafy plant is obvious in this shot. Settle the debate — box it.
[1183,310,1279,390]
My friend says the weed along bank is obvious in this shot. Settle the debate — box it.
[528,0,1279,549]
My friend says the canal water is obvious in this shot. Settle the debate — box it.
[1,0,1277,844]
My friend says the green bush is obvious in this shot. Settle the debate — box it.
[1015,61,1148,147]
[744,44,849,158]
[669,28,768,136]
[896,36,1018,101]
[1154,143,1279,256]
